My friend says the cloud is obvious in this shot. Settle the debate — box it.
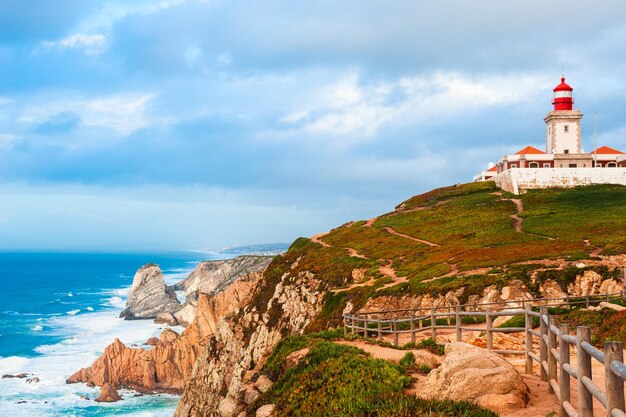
[18,93,156,135]
[40,34,108,55]
[34,112,82,134]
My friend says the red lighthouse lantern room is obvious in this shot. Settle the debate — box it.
[552,77,574,111]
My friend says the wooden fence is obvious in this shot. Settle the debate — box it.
[343,291,626,417]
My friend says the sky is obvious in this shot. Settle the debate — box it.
[1,0,626,251]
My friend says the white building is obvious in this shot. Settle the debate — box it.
[474,77,626,193]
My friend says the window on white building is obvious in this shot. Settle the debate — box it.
[529,162,539,168]
[608,162,617,167]
[511,164,517,168]
[543,163,551,168]
[564,125,569,133]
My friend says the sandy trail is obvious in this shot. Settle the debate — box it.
[383,226,441,247]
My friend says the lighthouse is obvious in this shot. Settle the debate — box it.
[544,77,583,155]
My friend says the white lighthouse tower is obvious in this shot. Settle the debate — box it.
[544,77,583,155]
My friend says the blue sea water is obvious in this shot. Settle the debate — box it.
[0,249,284,417]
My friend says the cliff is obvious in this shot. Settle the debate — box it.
[176,256,273,300]
[173,183,626,416]
[67,270,262,393]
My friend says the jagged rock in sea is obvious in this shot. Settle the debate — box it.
[67,271,262,394]
[95,383,122,402]
[120,264,180,320]
[176,256,273,301]
[420,343,529,413]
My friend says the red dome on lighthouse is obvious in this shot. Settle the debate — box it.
[552,77,574,111]
[553,77,573,92]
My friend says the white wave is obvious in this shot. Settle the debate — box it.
[0,308,177,417]
[67,292,73,297]
[31,325,43,332]
[102,296,125,309]
[85,307,94,312]
[66,310,80,316]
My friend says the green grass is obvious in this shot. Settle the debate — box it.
[255,340,497,417]
[520,185,626,254]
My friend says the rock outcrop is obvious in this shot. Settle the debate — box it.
[420,343,529,413]
[95,383,122,402]
[68,271,263,394]
[174,258,325,417]
[176,256,272,301]
[120,264,180,320]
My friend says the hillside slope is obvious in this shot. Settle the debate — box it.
[175,183,626,417]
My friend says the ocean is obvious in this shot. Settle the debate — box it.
[0,248,285,417]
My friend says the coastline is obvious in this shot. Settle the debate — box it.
[0,252,211,417]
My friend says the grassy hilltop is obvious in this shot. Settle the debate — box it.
[259,182,626,332]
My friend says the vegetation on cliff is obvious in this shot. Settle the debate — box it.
[253,336,496,417]
[254,183,626,332]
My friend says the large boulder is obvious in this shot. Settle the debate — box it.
[420,342,529,413]
[120,264,180,320]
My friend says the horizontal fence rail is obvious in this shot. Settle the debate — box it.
[343,288,626,417]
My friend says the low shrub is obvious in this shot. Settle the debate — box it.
[399,351,416,368]
[416,338,445,356]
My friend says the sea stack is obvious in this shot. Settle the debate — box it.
[120,264,180,320]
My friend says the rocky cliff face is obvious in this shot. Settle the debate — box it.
[174,254,326,417]
[176,256,273,300]
[68,271,263,393]
[120,264,180,320]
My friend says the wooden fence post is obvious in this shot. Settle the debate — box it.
[623,267,626,298]
[410,311,416,345]
[577,326,593,417]
[559,323,570,417]
[363,317,368,338]
[351,316,356,335]
[605,341,625,417]
[430,308,436,341]
[377,317,382,341]
[525,303,533,374]
[455,306,462,342]
[486,308,493,350]
[393,319,399,347]
[548,316,557,394]
[539,306,549,382]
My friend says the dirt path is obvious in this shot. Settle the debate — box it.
[364,217,378,227]
[310,232,332,247]
[422,263,459,282]
[497,195,557,240]
[383,226,441,247]
[311,233,369,259]
[509,198,524,232]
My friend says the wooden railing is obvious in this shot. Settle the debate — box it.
[343,291,626,417]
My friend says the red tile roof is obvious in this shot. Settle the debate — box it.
[487,166,498,172]
[592,146,624,155]
[515,146,545,155]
